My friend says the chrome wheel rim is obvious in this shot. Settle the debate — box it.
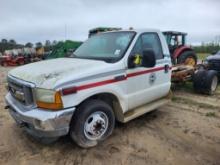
[84,111,108,140]
[211,76,218,92]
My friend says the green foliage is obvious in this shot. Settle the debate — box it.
[0,38,82,55]
[0,39,23,53]
[193,42,220,54]
[197,53,209,60]
[35,42,43,48]
[25,42,33,48]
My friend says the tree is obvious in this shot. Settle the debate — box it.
[45,40,51,47]
[25,42,33,48]
[35,42,43,48]
[9,39,16,45]
[52,40,58,45]
[1,39,7,43]
[44,40,52,51]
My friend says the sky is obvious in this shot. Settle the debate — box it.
[0,0,219,45]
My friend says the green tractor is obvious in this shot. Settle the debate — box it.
[45,40,82,59]
[45,28,121,59]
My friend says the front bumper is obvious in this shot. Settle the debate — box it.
[5,93,75,138]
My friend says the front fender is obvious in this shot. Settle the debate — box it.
[61,82,128,113]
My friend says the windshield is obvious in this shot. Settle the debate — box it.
[72,32,135,63]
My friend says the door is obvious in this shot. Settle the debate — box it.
[126,33,171,110]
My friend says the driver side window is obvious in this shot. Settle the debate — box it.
[130,33,164,60]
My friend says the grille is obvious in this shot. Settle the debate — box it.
[209,60,220,72]
[7,76,35,106]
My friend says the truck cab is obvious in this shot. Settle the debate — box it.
[5,29,172,148]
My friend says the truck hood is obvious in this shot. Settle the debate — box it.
[9,58,110,89]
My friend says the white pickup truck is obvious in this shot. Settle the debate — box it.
[5,29,172,148]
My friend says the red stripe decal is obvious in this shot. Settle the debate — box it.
[77,78,126,91]
[62,66,166,95]
[127,66,164,78]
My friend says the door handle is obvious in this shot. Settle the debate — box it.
[164,64,170,73]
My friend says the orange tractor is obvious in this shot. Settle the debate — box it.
[163,31,197,66]
[0,54,25,66]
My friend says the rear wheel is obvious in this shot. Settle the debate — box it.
[70,99,115,148]
[206,70,218,95]
[193,70,218,95]
[177,51,197,66]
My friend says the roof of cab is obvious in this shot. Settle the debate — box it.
[102,28,162,34]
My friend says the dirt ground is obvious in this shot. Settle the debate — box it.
[0,66,220,165]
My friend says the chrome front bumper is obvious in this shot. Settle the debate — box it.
[5,93,75,138]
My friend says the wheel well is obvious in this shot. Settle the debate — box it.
[174,46,193,59]
[78,93,124,122]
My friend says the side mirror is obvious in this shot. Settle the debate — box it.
[141,49,156,68]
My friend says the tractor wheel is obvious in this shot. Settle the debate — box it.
[177,51,197,66]
[193,70,218,95]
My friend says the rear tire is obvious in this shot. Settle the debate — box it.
[177,51,197,66]
[193,70,218,95]
[70,99,115,148]
[205,70,218,95]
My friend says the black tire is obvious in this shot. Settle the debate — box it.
[193,70,207,93]
[197,64,206,70]
[193,70,218,95]
[177,51,197,66]
[204,70,219,95]
[70,99,115,148]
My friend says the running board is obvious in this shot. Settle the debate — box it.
[122,98,170,123]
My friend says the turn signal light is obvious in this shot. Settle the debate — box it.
[37,91,63,110]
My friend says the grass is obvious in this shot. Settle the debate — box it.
[172,82,194,93]
[197,53,210,60]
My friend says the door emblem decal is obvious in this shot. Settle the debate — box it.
[149,73,156,84]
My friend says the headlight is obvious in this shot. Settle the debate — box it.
[35,88,63,110]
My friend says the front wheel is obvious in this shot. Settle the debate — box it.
[70,99,115,148]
